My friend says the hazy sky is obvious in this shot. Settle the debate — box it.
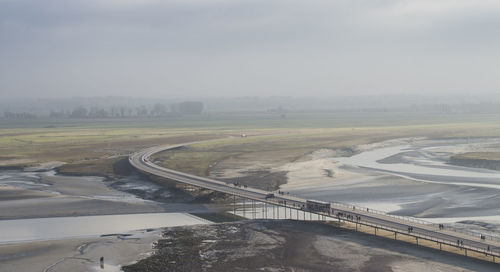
[1,0,499,98]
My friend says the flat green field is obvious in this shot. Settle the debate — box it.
[152,121,500,183]
[2,112,500,178]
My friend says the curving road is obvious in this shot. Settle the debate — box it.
[130,141,500,259]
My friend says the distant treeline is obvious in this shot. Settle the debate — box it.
[45,101,203,119]
[3,111,37,119]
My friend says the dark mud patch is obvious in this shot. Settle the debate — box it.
[55,157,127,179]
[449,156,500,171]
[123,220,500,272]
[111,174,195,203]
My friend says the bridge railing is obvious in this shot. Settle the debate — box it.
[331,213,500,258]
[445,225,500,243]
[328,200,500,243]
[330,201,434,225]
[236,200,500,257]
[137,152,500,244]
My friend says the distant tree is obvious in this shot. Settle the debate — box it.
[171,101,204,115]
[71,106,88,118]
[88,107,109,118]
[88,107,99,118]
[151,103,167,116]
[49,110,65,118]
[110,106,120,117]
[3,111,36,119]
[136,105,148,117]
[120,107,126,118]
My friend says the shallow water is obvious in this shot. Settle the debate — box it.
[0,170,165,203]
[0,213,207,243]
[336,145,500,181]
[291,138,500,224]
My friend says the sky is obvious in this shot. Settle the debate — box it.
[0,0,499,98]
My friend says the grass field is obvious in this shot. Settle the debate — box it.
[152,121,500,187]
[0,118,228,175]
[2,112,500,178]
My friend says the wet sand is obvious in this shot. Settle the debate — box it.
[0,170,216,220]
[278,138,500,237]
[123,220,500,272]
[0,168,214,271]
[0,213,209,243]
[0,229,163,272]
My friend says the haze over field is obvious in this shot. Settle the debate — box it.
[3,2,500,271]
[1,0,500,98]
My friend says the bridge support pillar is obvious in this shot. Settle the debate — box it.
[252,200,255,219]
[394,232,397,240]
[416,237,418,245]
[465,249,467,257]
[374,227,377,236]
[233,195,236,215]
[265,202,267,219]
[439,242,442,251]
[243,198,246,218]
[355,223,358,231]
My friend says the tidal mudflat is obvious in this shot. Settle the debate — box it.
[123,220,500,272]
[0,168,212,271]
[283,138,500,236]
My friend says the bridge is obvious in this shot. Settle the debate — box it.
[129,141,500,263]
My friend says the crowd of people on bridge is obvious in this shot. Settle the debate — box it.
[232,182,248,188]
[335,212,361,223]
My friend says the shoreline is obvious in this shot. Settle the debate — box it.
[0,228,164,272]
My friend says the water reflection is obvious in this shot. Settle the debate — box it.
[0,213,207,243]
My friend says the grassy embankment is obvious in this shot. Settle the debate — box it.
[0,118,230,177]
[152,122,500,190]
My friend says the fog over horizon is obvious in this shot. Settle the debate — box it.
[1,0,499,98]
